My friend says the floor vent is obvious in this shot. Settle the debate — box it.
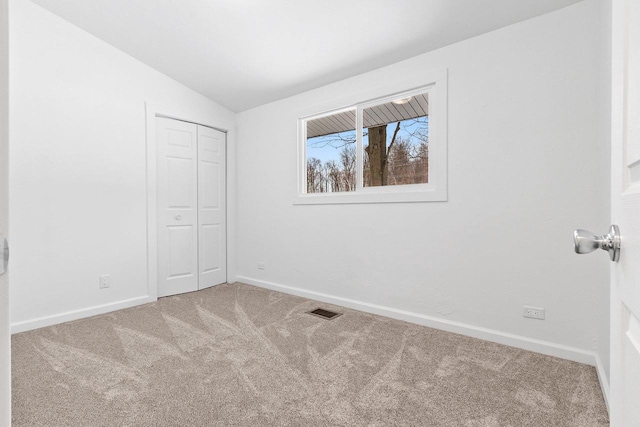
[307,308,342,320]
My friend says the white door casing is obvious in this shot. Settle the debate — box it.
[156,118,199,297]
[197,125,226,288]
[610,0,640,425]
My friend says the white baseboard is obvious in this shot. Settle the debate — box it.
[237,276,597,366]
[594,353,610,414]
[11,295,156,334]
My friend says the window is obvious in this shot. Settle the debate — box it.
[297,73,447,204]
[305,109,356,193]
[362,94,429,188]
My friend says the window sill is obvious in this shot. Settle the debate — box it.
[293,188,447,205]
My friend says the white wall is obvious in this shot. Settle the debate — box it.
[0,0,9,422]
[236,0,610,363]
[9,0,235,331]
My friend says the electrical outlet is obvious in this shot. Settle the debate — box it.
[523,306,545,320]
[257,262,266,270]
[99,275,111,289]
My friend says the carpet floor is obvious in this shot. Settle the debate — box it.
[12,282,608,426]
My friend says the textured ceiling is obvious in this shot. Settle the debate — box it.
[31,0,584,112]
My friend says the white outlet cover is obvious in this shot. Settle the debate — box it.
[523,306,545,320]
[99,275,110,289]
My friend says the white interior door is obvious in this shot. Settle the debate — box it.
[0,0,9,423]
[156,118,199,297]
[610,0,640,424]
[197,125,226,288]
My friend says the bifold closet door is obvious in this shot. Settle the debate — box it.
[197,125,226,289]
[156,118,227,297]
[156,118,199,297]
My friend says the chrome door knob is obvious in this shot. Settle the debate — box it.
[574,225,621,262]
[0,235,7,275]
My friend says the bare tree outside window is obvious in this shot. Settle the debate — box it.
[306,143,356,193]
[305,109,357,193]
[363,94,429,188]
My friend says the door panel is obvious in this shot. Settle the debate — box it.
[167,157,194,208]
[200,162,220,209]
[167,225,196,278]
[201,224,220,273]
[619,306,640,427]
[157,118,198,297]
[198,125,226,289]
[167,128,194,148]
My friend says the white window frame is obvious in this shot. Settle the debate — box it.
[295,70,448,205]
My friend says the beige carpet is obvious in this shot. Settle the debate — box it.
[12,282,608,426]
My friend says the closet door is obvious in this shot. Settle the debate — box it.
[197,125,226,289]
[156,118,199,297]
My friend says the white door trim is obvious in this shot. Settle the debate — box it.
[145,102,235,301]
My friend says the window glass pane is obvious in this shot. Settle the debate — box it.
[306,109,356,193]
[363,92,429,187]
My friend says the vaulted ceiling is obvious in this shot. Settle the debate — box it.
[31,0,584,112]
